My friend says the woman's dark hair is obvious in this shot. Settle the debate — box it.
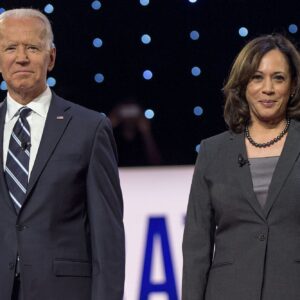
[223,33,300,133]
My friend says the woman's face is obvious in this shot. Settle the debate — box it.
[245,49,294,124]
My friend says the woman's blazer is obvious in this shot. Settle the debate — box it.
[182,119,300,300]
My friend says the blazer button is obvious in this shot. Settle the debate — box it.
[9,262,15,270]
[16,224,26,231]
[258,233,266,241]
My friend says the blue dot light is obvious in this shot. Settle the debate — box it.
[289,24,298,34]
[0,8,6,14]
[140,0,150,6]
[191,66,201,77]
[145,109,155,119]
[44,4,54,14]
[189,0,198,3]
[93,38,103,48]
[193,106,203,116]
[141,34,151,44]
[0,81,7,90]
[94,73,104,83]
[239,27,248,37]
[47,77,56,87]
[91,0,102,10]
[195,144,200,153]
[143,70,153,80]
[190,30,200,40]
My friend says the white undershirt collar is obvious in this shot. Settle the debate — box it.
[6,86,52,122]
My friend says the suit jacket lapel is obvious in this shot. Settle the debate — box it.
[0,100,16,213]
[263,119,300,217]
[230,132,267,222]
[25,93,72,199]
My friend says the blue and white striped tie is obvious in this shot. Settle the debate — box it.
[5,107,31,212]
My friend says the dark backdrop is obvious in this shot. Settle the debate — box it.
[1,0,300,165]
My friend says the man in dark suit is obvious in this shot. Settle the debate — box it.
[0,8,125,300]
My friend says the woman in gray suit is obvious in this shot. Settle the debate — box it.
[182,34,300,300]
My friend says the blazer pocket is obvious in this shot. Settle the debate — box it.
[51,154,82,162]
[211,258,234,270]
[53,259,92,277]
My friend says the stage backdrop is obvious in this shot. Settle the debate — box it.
[120,166,194,300]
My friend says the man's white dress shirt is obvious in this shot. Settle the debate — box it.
[3,87,52,179]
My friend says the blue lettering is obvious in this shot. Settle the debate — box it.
[139,217,178,299]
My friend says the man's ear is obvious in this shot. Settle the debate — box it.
[47,47,56,72]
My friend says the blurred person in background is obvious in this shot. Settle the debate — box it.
[109,99,162,166]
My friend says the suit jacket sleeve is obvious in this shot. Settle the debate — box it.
[86,116,125,300]
[182,140,215,300]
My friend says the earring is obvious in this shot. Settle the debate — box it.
[291,93,295,98]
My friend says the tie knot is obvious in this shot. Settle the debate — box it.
[19,107,31,119]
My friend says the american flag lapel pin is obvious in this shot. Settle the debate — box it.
[56,116,64,120]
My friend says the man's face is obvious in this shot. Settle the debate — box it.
[0,16,56,103]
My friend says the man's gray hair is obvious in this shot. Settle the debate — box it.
[0,8,54,49]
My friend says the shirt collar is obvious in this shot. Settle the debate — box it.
[6,86,52,122]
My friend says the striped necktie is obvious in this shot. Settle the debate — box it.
[5,107,32,212]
